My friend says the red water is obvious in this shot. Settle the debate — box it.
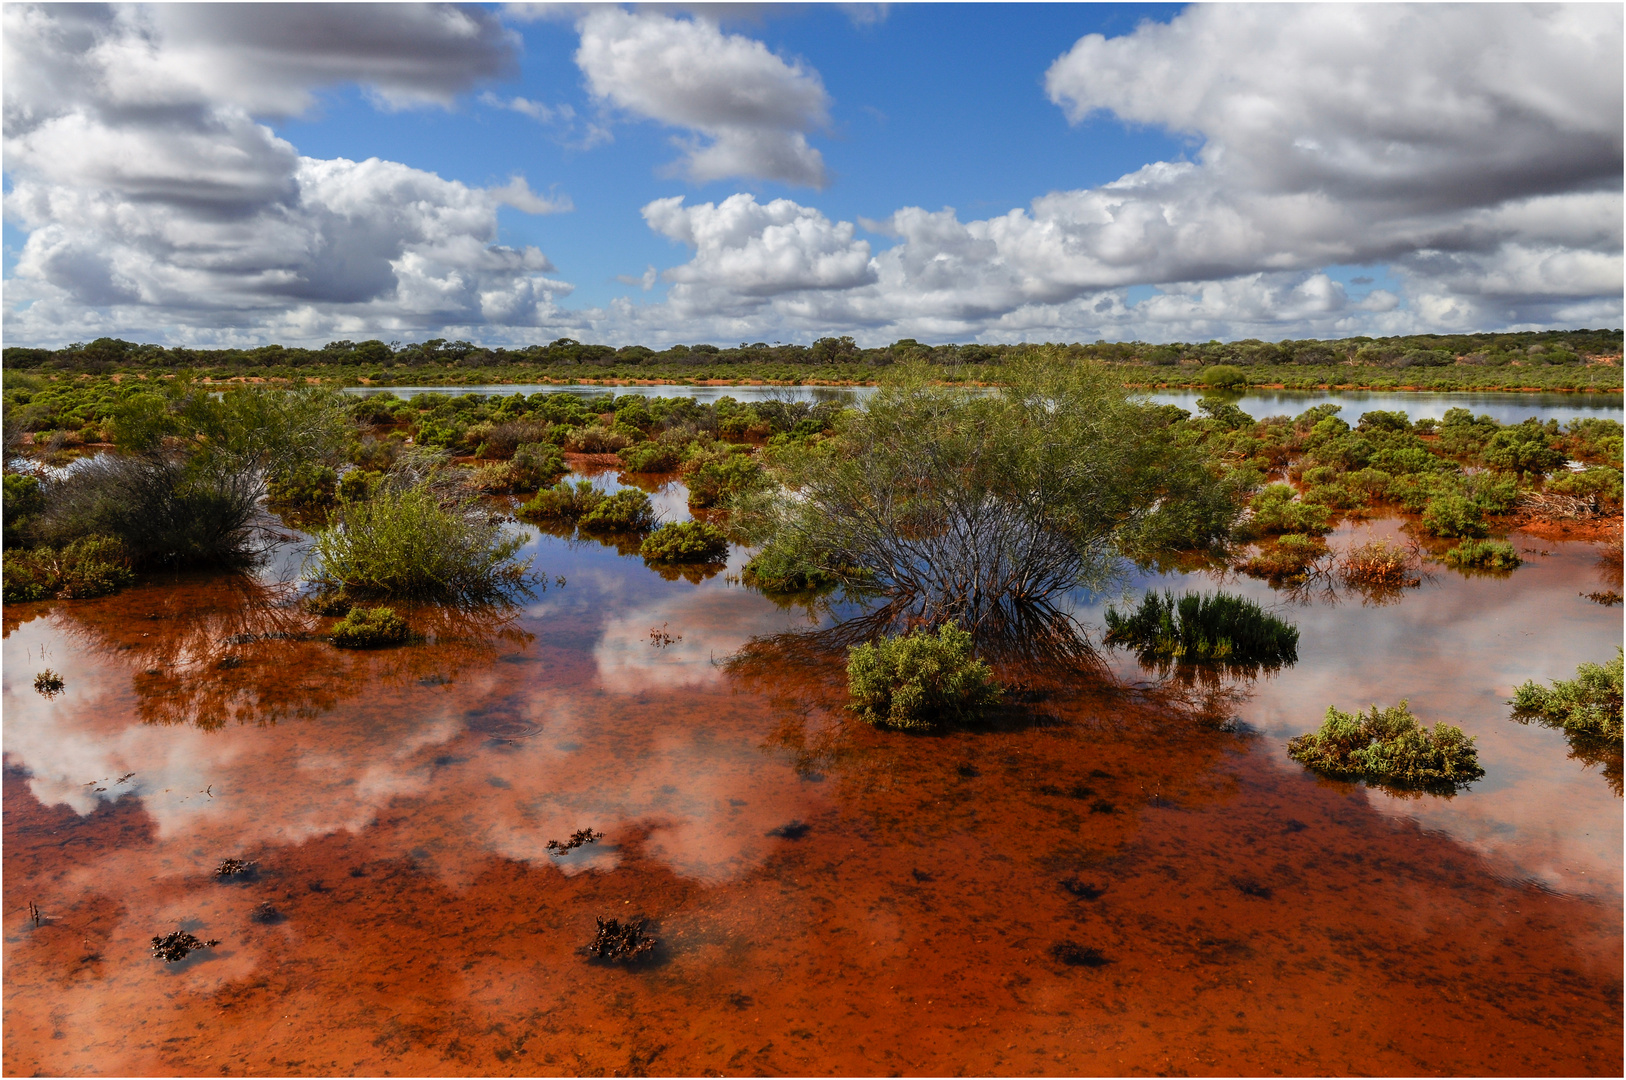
[3,520,1620,1076]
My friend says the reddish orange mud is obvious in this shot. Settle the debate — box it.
[2,524,1620,1076]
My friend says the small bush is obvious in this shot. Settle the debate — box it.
[563,426,633,454]
[1201,364,1247,388]
[1509,650,1623,741]
[579,489,656,532]
[337,469,378,502]
[1442,539,1521,571]
[511,442,568,490]
[685,451,763,509]
[640,521,729,563]
[1104,590,1299,666]
[306,481,530,600]
[329,606,410,649]
[1420,494,1487,537]
[1287,700,1485,790]
[618,441,685,473]
[3,473,45,547]
[1236,534,1327,581]
[846,622,1003,731]
[520,480,602,521]
[741,542,840,592]
[1340,539,1415,585]
[2,536,134,601]
[266,464,338,510]
[1250,484,1332,535]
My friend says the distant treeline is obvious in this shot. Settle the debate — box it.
[4,329,1622,374]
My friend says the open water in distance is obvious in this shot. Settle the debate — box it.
[3,463,1620,1076]
[345,383,1623,425]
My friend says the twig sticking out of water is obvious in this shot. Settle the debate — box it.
[547,829,603,856]
[151,931,220,962]
[588,917,655,962]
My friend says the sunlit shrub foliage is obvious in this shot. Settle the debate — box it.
[1442,539,1521,570]
[2,536,134,601]
[1287,700,1485,791]
[328,606,410,649]
[1509,650,1623,742]
[640,521,729,564]
[306,480,530,600]
[846,622,1003,731]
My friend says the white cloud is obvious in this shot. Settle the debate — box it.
[2,2,571,346]
[574,8,831,187]
[577,4,1621,345]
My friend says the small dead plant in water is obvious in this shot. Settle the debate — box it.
[213,858,256,880]
[587,917,656,962]
[151,931,220,963]
[33,669,65,697]
[1338,538,1420,589]
[546,828,603,856]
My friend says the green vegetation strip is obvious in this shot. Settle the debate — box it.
[1288,701,1485,791]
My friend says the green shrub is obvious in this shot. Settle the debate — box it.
[306,481,530,600]
[1236,533,1327,581]
[846,622,1003,731]
[1201,364,1247,388]
[520,480,602,521]
[640,520,729,563]
[1249,484,1332,535]
[1547,466,1623,508]
[2,536,134,601]
[336,469,377,502]
[1104,589,1299,666]
[1509,650,1623,741]
[266,464,338,510]
[1420,494,1487,537]
[3,473,45,547]
[511,442,567,490]
[1287,700,1485,790]
[579,489,655,532]
[741,541,840,592]
[685,451,763,508]
[1442,539,1522,570]
[328,606,410,649]
[618,441,685,473]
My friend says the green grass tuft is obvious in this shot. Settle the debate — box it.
[846,622,1003,731]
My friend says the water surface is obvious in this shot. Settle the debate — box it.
[3,491,1620,1076]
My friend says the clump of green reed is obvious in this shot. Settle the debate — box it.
[328,606,410,649]
[640,521,728,564]
[2,536,134,602]
[847,621,1003,732]
[1103,590,1299,667]
[1287,700,1485,791]
[1442,538,1522,571]
[306,480,530,601]
[1509,649,1623,742]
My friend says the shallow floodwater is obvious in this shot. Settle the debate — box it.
[3,487,1621,1076]
[344,383,1622,426]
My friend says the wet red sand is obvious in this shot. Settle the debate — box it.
[3,534,1621,1076]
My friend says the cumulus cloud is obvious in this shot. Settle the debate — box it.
[3,3,569,346]
[574,8,831,187]
[588,4,1621,344]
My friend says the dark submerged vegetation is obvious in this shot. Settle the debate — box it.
[151,931,220,963]
[845,622,1003,731]
[1287,701,1485,792]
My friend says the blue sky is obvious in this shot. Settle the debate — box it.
[3,3,1620,348]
